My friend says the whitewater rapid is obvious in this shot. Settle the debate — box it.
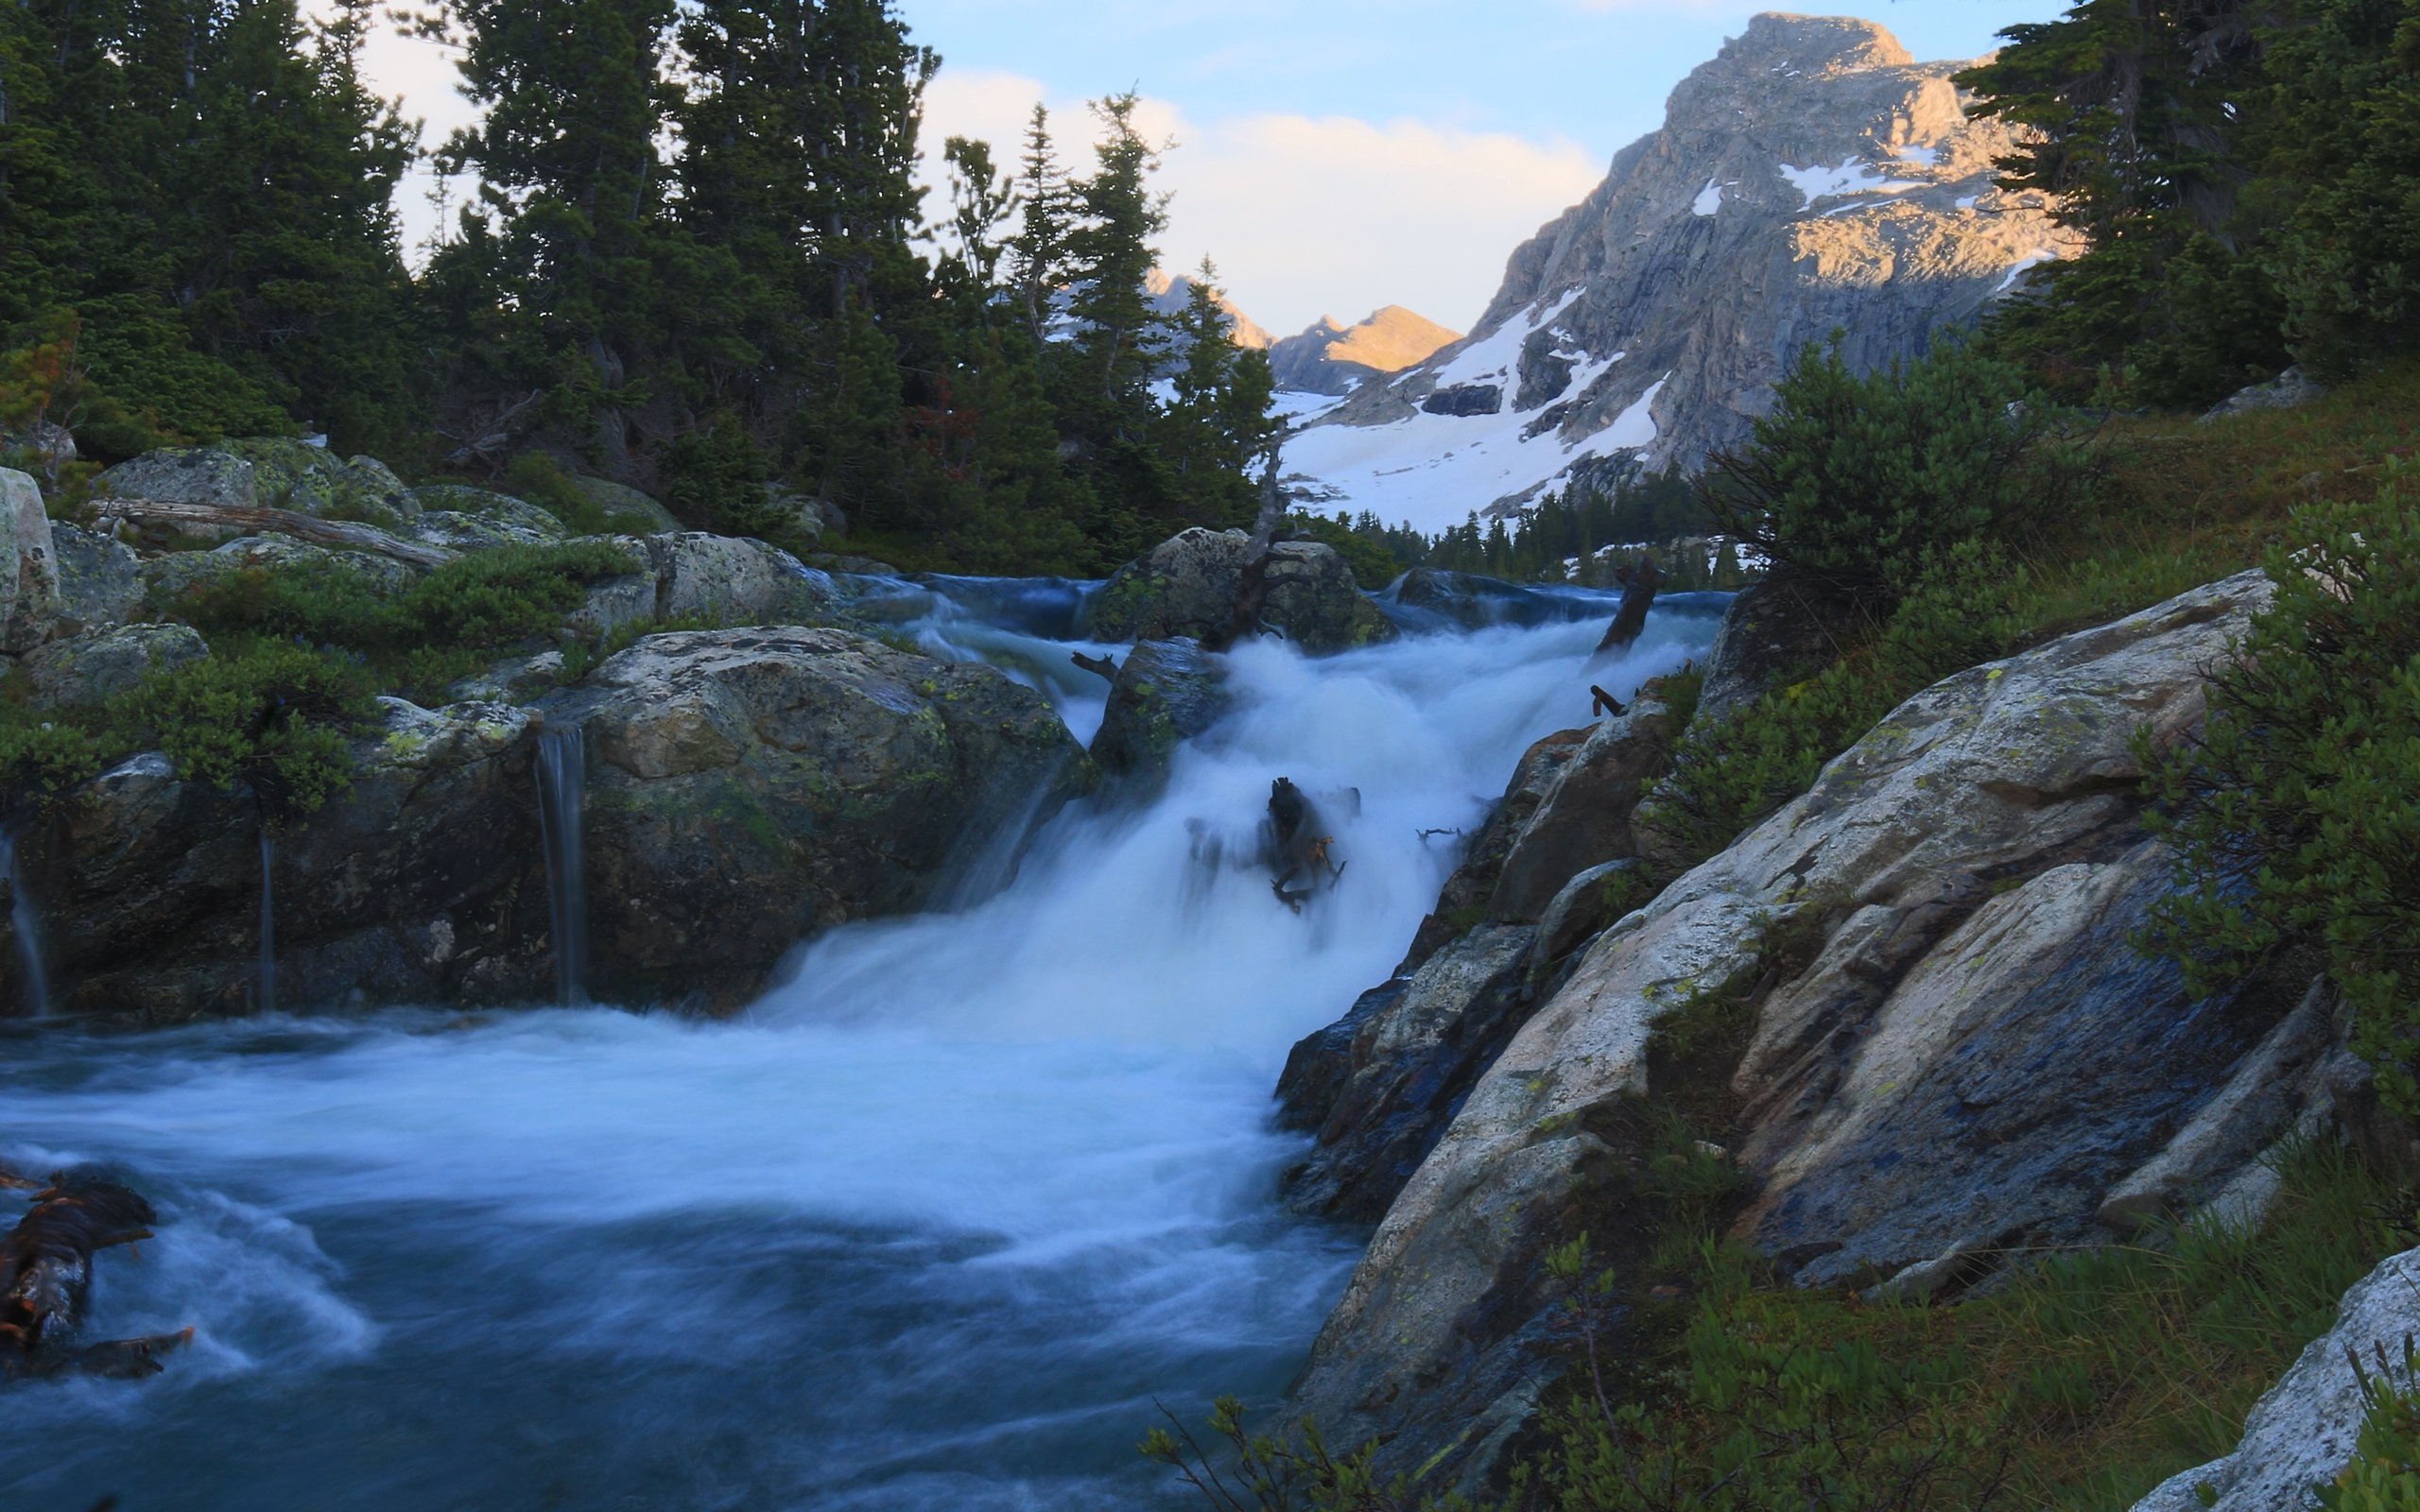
[0,580,1720,1510]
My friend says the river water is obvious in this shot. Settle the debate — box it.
[0,577,1721,1511]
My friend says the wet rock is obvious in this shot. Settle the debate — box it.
[537,627,1089,1007]
[49,522,143,637]
[1281,924,1538,1223]
[1087,528,1394,653]
[0,468,60,652]
[1694,574,1858,728]
[1489,696,1672,921]
[17,700,551,1020]
[2132,1246,2420,1512]
[1401,726,1588,968]
[1287,570,2280,1481]
[1088,639,1229,791]
[23,624,207,709]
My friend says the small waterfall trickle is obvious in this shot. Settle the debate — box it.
[2,827,51,1018]
[534,725,589,1005]
[257,831,277,1014]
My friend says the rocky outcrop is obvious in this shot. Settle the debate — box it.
[0,468,60,652]
[570,476,681,532]
[1288,571,2293,1482]
[138,533,421,604]
[1286,14,2068,530]
[22,624,207,709]
[1085,529,1396,654]
[1694,573,1858,726]
[2202,366,2326,423]
[1489,697,1672,921]
[536,627,1091,1007]
[1088,639,1229,791]
[8,700,553,1020]
[1279,924,1538,1223]
[638,532,833,625]
[49,522,144,638]
[1270,307,1462,397]
[95,442,421,536]
[2133,1246,2420,1512]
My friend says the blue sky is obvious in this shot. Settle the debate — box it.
[354,1,2067,336]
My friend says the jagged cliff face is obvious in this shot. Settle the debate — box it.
[1144,268,1275,350]
[1269,306,1463,397]
[1285,13,2068,532]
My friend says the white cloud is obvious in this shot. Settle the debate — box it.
[923,69,1603,337]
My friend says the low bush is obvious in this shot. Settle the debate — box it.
[1701,337,2083,614]
[2139,490,2420,1116]
[128,640,379,818]
[0,716,106,816]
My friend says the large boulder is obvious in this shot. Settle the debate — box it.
[49,522,144,637]
[9,699,552,1020]
[1278,924,1539,1223]
[92,448,256,511]
[1287,571,2290,1483]
[536,627,1091,1007]
[140,534,420,605]
[1488,696,1672,921]
[218,438,419,523]
[639,532,835,626]
[1694,573,1858,728]
[2133,1246,2420,1511]
[570,476,681,533]
[409,485,566,541]
[1087,529,1395,653]
[0,468,60,652]
[22,624,207,709]
[1087,638,1229,791]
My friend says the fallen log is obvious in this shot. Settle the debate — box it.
[1591,684,1628,718]
[1071,650,1120,682]
[92,496,458,571]
[1595,556,1664,653]
[3,1175,193,1382]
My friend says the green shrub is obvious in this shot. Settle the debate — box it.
[2139,491,2420,1115]
[0,717,106,816]
[502,452,611,534]
[1636,544,2014,869]
[663,416,788,540]
[1702,337,2078,612]
[130,641,378,818]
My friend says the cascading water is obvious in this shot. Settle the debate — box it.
[534,724,590,1005]
[256,831,276,1016]
[0,578,1723,1511]
[2,825,52,1018]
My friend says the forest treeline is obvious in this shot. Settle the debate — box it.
[0,0,1276,574]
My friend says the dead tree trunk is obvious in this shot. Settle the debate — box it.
[92,498,458,570]
[1595,556,1664,654]
[3,1174,193,1382]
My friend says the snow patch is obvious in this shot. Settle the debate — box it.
[1892,144,1941,168]
[1604,377,1668,450]
[1994,248,2063,294]
[1955,195,1979,211]
[1692,179,1727,216]
[1778,159,1924,208]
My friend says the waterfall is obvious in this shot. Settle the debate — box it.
[2,827,51,1019]
[534,725,589,1005]
[257,831,277,1014]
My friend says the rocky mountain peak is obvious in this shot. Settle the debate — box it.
[1285,13,2066,533]
[1270,305,1464,397]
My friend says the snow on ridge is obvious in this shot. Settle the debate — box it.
[1605,377,1668,450]
[1994,247,2063,294]
[1692,179,1727,216]
[1429,285,1585,389]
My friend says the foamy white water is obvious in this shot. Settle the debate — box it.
[0,581,1720,1510]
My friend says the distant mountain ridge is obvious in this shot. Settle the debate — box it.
[1270,307,1464,397]
[1285,12,2070,533]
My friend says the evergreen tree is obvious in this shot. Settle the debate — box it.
[1154,260,1278,529]
[1006,104,1072,348]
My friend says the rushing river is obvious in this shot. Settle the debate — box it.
[0,576,1721,1511]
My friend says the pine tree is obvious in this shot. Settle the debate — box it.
[1154,260,1277,528]
[1007,104,1072,348]
[432,0,683,472]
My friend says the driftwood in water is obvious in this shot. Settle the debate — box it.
[1267,777,1345,912]
[1591,685,1628,718]
[1595,557,1665,653]
[2,1172,194,1382]
[1071,651,1120,682]
[93,497,457,570]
